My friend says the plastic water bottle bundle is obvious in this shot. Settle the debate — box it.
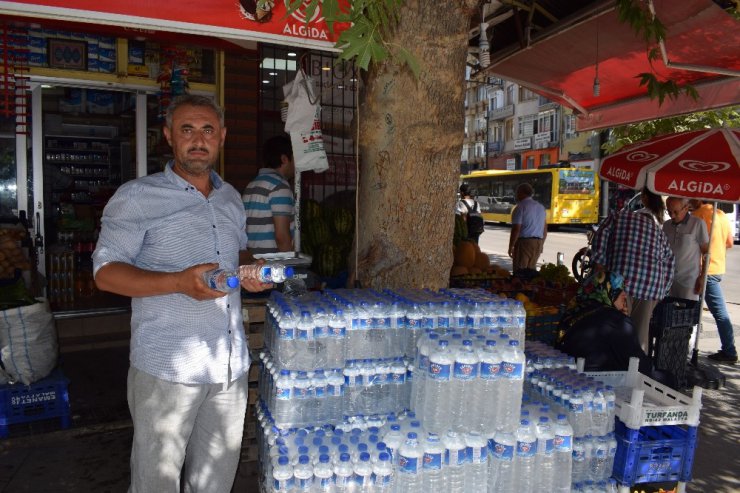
[524,340,577,371]
[571,478,620,493]
[570,433,618,484]
[342,358,410,417]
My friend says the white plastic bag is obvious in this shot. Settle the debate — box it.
[283,70,329,173]
[0,298,58,385]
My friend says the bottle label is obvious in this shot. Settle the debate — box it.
[418,354,429,371]
[276,384,291,400]
[438,316,450,329]
[296,476,313,489]
[274,478,293,491]
[407,317,421,330]
[428,362,451,381]
[553,434,572,452]
[355,474,372,486]
[453,361,478,380]
[328,383,343,397]
[470,445,488,463]
[607,399,615,410]
[394,316,406,329]
[501,361,523,379]
[593,400,605,413]
[296,327,312,341]
[398,454,419,474]
[454,316,466,328]
[374,473,392,487]
[314,385,326,398]
[570,401,584,414]
[314,326,326,338]
[543,438,554,455]
[480,361,501,380]
[319,477,333,488]
[279,327,294,340]
[336,474,353,487]
[422,316,435,330]
[329,326,346,338]
[595,448,607,459]
[572,447,585,462]
[294,386,313,399]
[516,439,536,458]
[375,316,390,328]
[492,442,514,461]
[445,449,466,466]
[391,372,405,384]
[345,374,356,386]
[359,317,371,330]
[374,373,388,385]
[423,451,442,470]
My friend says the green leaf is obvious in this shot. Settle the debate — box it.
[393,45,420,78]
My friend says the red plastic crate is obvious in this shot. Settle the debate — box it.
[0,368,71,438]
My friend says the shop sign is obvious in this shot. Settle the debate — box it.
[534,132,550,149]
[513,137,531,150]
[0,0,350,49]
[506,158,516,170]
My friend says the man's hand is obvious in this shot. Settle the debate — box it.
[694,275,704,295]
[508,245,515,258]
[178,263,230,301]
[239,258,273,293]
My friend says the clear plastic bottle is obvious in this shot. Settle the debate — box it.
[570,390,586,437]
[535,416,555,492]
[423,339,453,435]
[334,452,354,493]
[381,424,403,460]
[293,371,313,428]
[604,386,616,433]
[395,432,423,493]
[478,339,501,435]
[591,387,608,436]
[272,455,294,492]
[327,308,347,369]
[606,432,618,482]
[372,452,393,493]
[405,302,423,359]
[202,268,239,292]
[451,339,479,432]
[354,452,374,493]
[464,432,488,493]
[499,340,525,432]
[589,435,609,481]
[239,262,295,283]
[488,429,516,493]
[552,413,574,493]
[274,369,295,428]
[314,453,335,493]
[513,419,537,493]
[294,454,314,492]
[572,436,588,484]
[312,370,328,425]
[444,431,467,493]
[326,369,345,425]
[422,433,445,493]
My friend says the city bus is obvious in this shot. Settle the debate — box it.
[460,167,600,225]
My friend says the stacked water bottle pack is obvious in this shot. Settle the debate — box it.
[524,341,620,491]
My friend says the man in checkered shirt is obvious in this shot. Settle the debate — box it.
[591,189,675,353]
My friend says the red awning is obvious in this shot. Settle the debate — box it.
[485,0,740,131]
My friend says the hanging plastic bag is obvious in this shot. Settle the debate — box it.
[283,70,329,173]
[0,298,58,385]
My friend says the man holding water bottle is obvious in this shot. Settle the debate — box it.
[93,95,270,492]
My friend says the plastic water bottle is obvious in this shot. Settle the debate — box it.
[478,339,501,434]
[514,419,537,493]
[294,371,313,427]
[591,387,608,436]
[581,386,595,436]
[589,435,609,481]
[443,431,467,493]
[570,390,586,437]
[312,369,328,425]
[294,455,314,492]
[423,340,453,434]
[326,369,345,424]
[372,452,393,493]
[606,432,618,482]
[334,453,354,493]
[395,432,423,493]
[604,386,616,433]
[314,454,335,493]
[572,436,588,484]
[499,340,525,432]
[450,339,479,432]
[488,430,516,493]
[239,262,295,283]
[464,432,488,493]
[405,302,423,358]
[381,424,403,460]
[202,268,239,292]
[552,414,574,493]
[327,308,347,369]
[422,433,445,493]
[274,369,294,428]
[535,416,555,492]
[272,455,294,492]
[354,452,374,492]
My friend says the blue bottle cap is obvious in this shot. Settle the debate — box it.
[284,266,295,278]
[226,276,239,289]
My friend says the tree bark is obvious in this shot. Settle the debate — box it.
[354,0,478,289]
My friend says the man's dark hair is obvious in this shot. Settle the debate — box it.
[165,95,224,128]
[641,188,666,220]
[262,135,293,169]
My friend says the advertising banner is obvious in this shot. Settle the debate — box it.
[0,0,350,49]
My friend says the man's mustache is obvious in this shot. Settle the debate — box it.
[187,147,209,153]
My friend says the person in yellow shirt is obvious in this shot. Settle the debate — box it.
[690,200,737,363]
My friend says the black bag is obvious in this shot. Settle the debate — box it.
[463,200,485,235]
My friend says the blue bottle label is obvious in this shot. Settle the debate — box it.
[418,354,429,371]
[296,328,311,340]
[296,476,313,490]
[394,316,406,329]
[274,478,293,491]
[492,441,514,461]
[294,386,313,399]
[544,438,554,455]
[391,372,405,384]
[407,317,421,329]
[593,401,605,413]
[314,326,326,338]
[276,385,291,400]
[279,328,294,340]
[570,401,584,414]
[375,373,388,385]
[398,454,419,474]
[319,477,333,488]
[423,452,443,470]
[607,400,615,410]
[572,448,585,461]
[554,434,572,451]
[453,362,478,380]
[438,316,450,329]
[359,317,371,330]
[469,445,488,463]
[328,384,343,397]
[330,326,346,338]
[376,316,390,328]
[501,361,523,378]
[480,361,501,380]
[355,474,372,486]
[454,316,466,328]
[421,316,435,330]
[445,449,466,466]
[516,439,536,458]
[314,386,326,398]
[428,362,451,381]
[374,473,392,487]
[345,374,356,386]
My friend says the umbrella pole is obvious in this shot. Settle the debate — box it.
[691,202,717,367]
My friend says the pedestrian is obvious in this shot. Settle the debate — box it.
[691,199,738,363]
[456,183,485,243]
[508,182,546,272]
[242,135,296,254]
[591,188,675,353]
[662,196,708,303]
[93,94,271,492]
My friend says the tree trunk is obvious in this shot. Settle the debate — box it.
[354,0,477,289]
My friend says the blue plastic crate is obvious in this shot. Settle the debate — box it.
[0,368,71,438]
[612,418,698,485]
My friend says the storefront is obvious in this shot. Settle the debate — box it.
[0,2,356,329]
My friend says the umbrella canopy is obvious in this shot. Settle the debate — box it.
[599,128,740,203]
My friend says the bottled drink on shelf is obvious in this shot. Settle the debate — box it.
[552,413,574,493]
[202,268,240,292]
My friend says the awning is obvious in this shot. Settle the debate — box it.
[0,0,350,50]
[484,0,740,131]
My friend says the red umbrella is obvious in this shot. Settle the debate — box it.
[600,128,740,202]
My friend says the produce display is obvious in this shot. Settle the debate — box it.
[300,198,355,279]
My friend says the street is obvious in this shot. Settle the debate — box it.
[478,224,740,306]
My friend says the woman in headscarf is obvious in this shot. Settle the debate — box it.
[557,270,653,374]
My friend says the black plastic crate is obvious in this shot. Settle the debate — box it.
[651,299,700,329]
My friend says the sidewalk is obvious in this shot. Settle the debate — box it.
[0,269,738,492]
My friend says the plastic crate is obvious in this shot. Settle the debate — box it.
[653,325,693,390]
[612,418,698,485]
[525,307,563,345]
[0,367,71,438]
[651,299,700,329]
[579,357,702,430]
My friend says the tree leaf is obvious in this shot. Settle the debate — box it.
[393,45,420,78]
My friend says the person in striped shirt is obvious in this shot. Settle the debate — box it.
[242,135,295,254]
